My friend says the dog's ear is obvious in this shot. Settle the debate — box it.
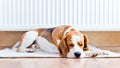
[58,37,69,57]
[83,34,89,51]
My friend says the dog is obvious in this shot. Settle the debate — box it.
[12,25,109,58]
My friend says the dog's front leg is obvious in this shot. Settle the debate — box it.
[84,50,110,57]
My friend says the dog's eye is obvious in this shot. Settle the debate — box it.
[70,44,74,47]
[80,44,83,46]
[78,42,83,46]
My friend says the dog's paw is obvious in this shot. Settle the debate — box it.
[91,53,98,57]
[16,48,21,52]
[85,51,98,57]
[26,48,34,53]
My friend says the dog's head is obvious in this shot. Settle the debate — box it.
[58,29,88,58]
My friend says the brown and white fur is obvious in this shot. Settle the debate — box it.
[12,25,109,58]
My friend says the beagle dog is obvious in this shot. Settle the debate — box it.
[12,25,109,58]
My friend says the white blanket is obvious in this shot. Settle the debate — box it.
[0,48,60,58]
[0,47,120,58]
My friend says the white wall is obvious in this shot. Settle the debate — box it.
[0,0,120,31]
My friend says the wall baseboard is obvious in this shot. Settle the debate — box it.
[0,31,120,48]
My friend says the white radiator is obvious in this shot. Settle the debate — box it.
[0,0,120,31]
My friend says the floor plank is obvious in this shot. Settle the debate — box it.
[0,58,120,68]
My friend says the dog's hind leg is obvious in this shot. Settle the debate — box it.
[12,41,20,51]
[18,31,39,52]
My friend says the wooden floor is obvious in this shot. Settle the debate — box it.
[0,58,120,68]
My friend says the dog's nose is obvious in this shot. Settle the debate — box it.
[74,52,81,58]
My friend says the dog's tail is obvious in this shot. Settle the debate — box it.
[11,41,20,51]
